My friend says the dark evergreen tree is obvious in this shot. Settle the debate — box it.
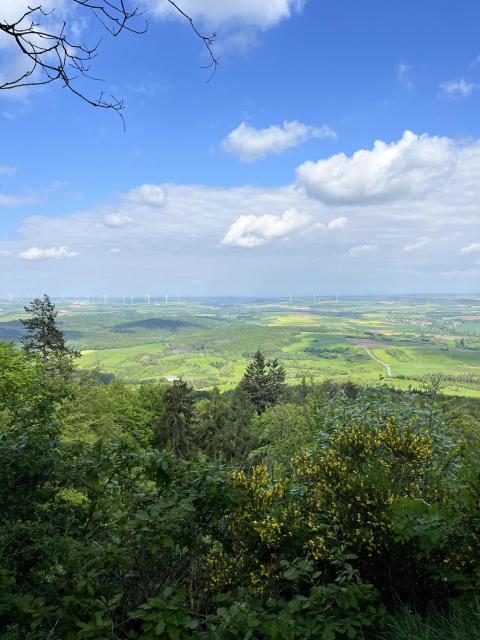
[21,294,80,364]
[158,378,196,456]
[198,388,257,463]
[240,350,286,413]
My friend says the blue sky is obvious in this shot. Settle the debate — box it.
[1,0,480,296]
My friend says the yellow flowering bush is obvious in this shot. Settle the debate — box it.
[209,415,478,610]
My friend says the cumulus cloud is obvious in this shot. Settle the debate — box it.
[440,78,477,99]
[460,243,480,254]
[144,0,305,29]
[19,246,78,260]
[103,213,133,228]
[222,120,336,162]
[222,208,311,247]
[402,237,430,252]
[311,216,349,232]
[347,244,378,257]
[296,130,456,205]
[327,216,348,230]
[4,129,480,294]
[123,184,165,207]
[0,1,70,92]
[0,0,66,24]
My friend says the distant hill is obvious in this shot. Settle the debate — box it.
[112,318,197,333]
[0,320,24,341]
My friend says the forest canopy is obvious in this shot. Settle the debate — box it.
[0,297,479,639]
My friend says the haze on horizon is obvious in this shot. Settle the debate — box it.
[1,0,480,298]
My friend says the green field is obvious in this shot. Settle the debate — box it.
[1,295,480,396]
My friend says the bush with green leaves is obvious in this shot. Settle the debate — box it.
[1,338,480,639]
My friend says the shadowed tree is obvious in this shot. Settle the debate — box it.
[197,387,257,464]
[155,378,196,457]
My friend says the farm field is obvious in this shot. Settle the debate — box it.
[1,295,480,397]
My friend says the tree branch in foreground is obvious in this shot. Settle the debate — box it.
[0,1,219,125]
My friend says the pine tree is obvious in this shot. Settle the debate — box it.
[21,294,80,364]
[161,378,196,456]
[240,350,286,413]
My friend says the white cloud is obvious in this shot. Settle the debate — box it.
[296,130,456,205]
[0,165,16,174]
[311,216,349,232]
[347,243,378,257]
[470,55,480,68]
[402,237,430,252]
[0,1,66,24]
[19,246,78,260]
[0,193,39,207]
[442,268,480,278]
[3,130,480,294]
[327,216,348,230]
[397,63,414,90]
[124,184,165,207]
[110,247,121,254]
[103,213,133,228]
[440,78,477,99]
[145,0,305,29]
[460,243,480,254]
[222,120,335,162]
[222,208,311,247]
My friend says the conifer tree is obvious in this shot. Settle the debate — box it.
[161,378,196,456]
[240,350,286,413]
[21,294,80,364]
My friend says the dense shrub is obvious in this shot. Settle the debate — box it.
[0,341,479,638]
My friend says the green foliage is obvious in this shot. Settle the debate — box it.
[21,294,80,365]
[250,402,311,470]
[240,350,286,413]
[152,378,196,455]
[206,560,382,640]
[197,388,257,463]
[380,604,480,640]
[1,330,479,639]
[132,588,199,639]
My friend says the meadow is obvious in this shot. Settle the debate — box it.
[1,294,479,397]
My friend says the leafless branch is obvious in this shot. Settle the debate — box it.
[0,1,218,125]
[166,0,219,81]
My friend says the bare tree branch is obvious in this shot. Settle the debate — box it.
[166,0,219,82]
[0,1,218,125]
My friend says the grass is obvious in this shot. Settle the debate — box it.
[379,607,480,640]
[2,295,480,394]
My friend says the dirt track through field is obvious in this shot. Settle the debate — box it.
[360,345,392,377]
